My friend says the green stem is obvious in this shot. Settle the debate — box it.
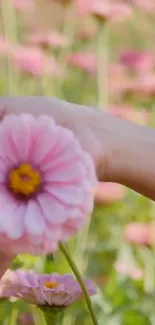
[97,21,109,111]
[59,242,98,325]
[56,2,77,97]
[9,308,18,325]
[39,306,59,325]
[1,0,20,95]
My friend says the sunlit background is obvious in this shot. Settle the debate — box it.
[0,0,155,324]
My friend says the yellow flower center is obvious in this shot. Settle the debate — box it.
[8,163,41,196]
[44,281,58,289]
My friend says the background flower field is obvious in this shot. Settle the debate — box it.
[0,0,155,324]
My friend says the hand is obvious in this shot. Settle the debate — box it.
[0,253,14,280]
[0,96,114,279]
[0,95,155,280]
[0,96,111,181]
[1,96,155,201]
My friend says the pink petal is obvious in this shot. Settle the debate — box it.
[5,204,26,239]
[25,200,45,235]
[0,160,7,183]
[46,184,85,206]
[0,192,18,232]
[41,127,82,172]
[9,114,35,161]
[0,114,35,162]
[44,162,85,184]
[24,271,39,286]
[31,118,57,165]
[0,129,18,166]
[37,193,68,223]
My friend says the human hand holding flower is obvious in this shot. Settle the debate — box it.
[0,98,98,280]
[1,95,155,280]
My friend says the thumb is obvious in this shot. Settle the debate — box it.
[0,253,14,280]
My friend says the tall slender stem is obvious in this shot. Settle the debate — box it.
[39,306,59,325]
[97,21,109,110]
[57,2,77,96]
[59,242,98,325]
[1,0,20,95]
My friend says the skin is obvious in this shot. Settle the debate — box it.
[0,96,155,278]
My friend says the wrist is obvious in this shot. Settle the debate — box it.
[105,115,155,199]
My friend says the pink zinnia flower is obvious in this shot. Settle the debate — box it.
[12,0,34,11]
[130,0,155,13]
[129,74,155,97]
[107,63,132,98]
[0,114,96,255]
[76,23,98,41]
[1,270,96,306]
[12,46,59,76]
[91,0,132,22]
[68,52,97,73]
[95,182,126,204]
[120,50,154,75]
[27,31,69,48]
[75,0,93,16]
[115,261,144,280]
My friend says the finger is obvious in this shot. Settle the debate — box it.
[0,96,78,126]
[124,222,150,245]
[0,253,14,280]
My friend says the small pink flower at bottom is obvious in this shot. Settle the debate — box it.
[0,114,96,255]
[1,270,96,307]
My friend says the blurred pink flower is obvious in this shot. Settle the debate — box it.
[75,0,93,16]
[110,105,150,125]
[12,0,34,11]
[0,114,96,255]
[130,0,155,13]
[124,223,150,245]
[12,46,59,76]
[95,182,126,204]
[107,63,132,98]
[27,31,69,48]
[91,0,132,22]
[120,50,154,75]
[115,261,144,280]
[1,270,96,306]
[129,74,155,97]
[76,23,98,41]
[68,52,97,73]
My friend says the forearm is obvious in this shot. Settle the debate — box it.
[100,112,155,200]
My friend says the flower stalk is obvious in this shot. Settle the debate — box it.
[97,20,109,111]
[40,306,60,325]
[59,242,98,325]
[1,0,20,95]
